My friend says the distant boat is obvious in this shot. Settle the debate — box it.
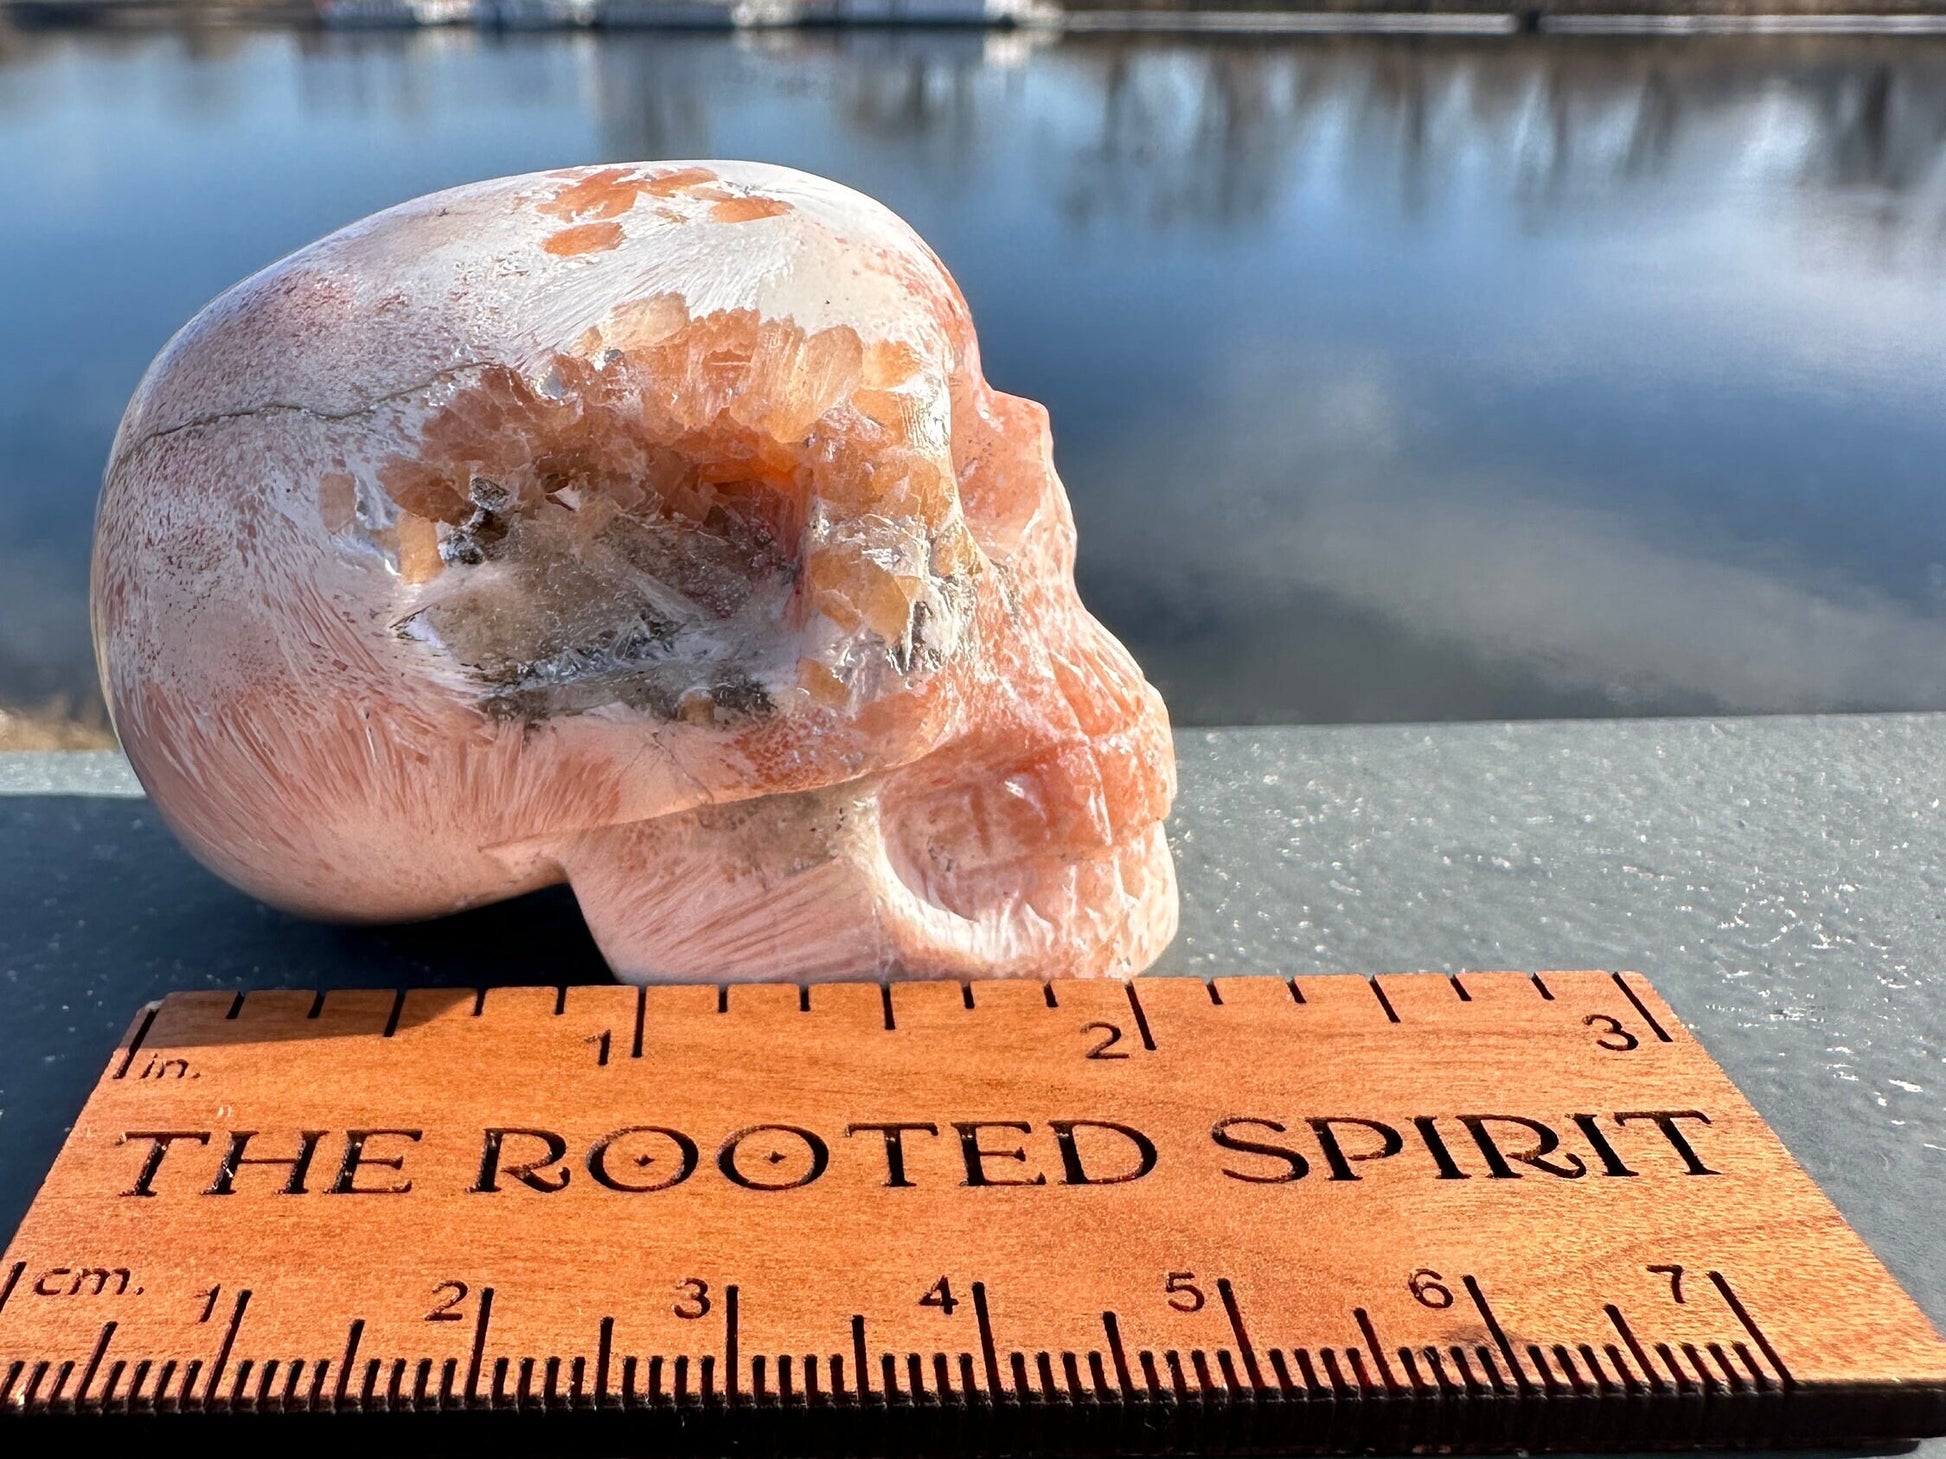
[319,0,1045,27]
[593,0,791,26]
[593,0,1046,25]
[800,0,1051,22]
[476,0,597,25]
[317,0,479,25]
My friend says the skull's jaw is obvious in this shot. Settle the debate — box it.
[553,782,1177,984]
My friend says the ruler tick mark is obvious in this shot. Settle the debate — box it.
[148,1359,173,1411]
[1704,1340,1743,1391]
[1342,1346,1375,1397]
[1455,1353,1494,1400]
[0,1259,23,1315]
[1042,981,1058,1009]
[1396,1346,1426,1395]
[1611,972,1673,1043]
[631,984,646,1058]
[880,983,897,1031]
[1353,1308,1401,1392]
[1526,1343,1559,1396]
[1267,1347,1295,1395]
[471,987,486,1017]
[1654,1341,1691,1393]
[112,1003,160,1079]
[726,1283,741,1402]
[1709,1269,1794,1389]
[1578,1342,1613,1393]
[1123,982,1156,1051]
[553,985,567,1016]
[334,1317,363,1409]
[225,991,245,1020]
[1214,1347,1239,1396]
[306,990,325,1020]
[1463,1276,1531,1394]
[596,1316,613,1405]
[1602,1342,1639,1394]
[974,1282,1002,1397]
[1604,1303,1666,1392]
[465,1285,495,1406]
[1531,973,1555,1001]
[203,1289,250,1409]
[1317,1347,1345,1397]
[1204,980,1223,1006]
[1086,1350,1109,1401]
[1368,978,1401,1024]
[1450,974,1472,1002]
[961,981,975,1010]
[1287,977,1306,1004]
[852,1315,870,1400]
[1215,1278,1263,1390]
[381,989,406,1038]
[74,1322,113,1408]
[798,983,812,1013]
[1102,1311,1132,1396]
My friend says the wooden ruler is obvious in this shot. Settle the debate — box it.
[2,972,1943,1453]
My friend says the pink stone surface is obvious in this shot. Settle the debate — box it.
[92,161,1177,982]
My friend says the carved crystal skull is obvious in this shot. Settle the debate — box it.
[93,161,1177,982]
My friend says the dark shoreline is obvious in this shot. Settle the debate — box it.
[8,1,1946,32]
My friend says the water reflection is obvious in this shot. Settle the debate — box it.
[3,28,1945,727]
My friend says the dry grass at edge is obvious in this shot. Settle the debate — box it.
[0,703,117,751]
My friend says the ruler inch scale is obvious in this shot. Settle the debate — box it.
[1,971,1942,1455]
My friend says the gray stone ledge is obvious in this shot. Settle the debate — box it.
[2,716,1942,1451]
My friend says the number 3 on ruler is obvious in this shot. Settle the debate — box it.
[1584,1014,1640,1052]
[674,1278,711,1319]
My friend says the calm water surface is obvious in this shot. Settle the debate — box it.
[4,28,1946,725]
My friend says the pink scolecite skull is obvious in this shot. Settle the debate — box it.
[92,161,1177,982]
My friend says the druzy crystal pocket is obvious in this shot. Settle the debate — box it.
[92,161,1177,981]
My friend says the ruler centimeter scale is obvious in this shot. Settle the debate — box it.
[1,971,1942,1454]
